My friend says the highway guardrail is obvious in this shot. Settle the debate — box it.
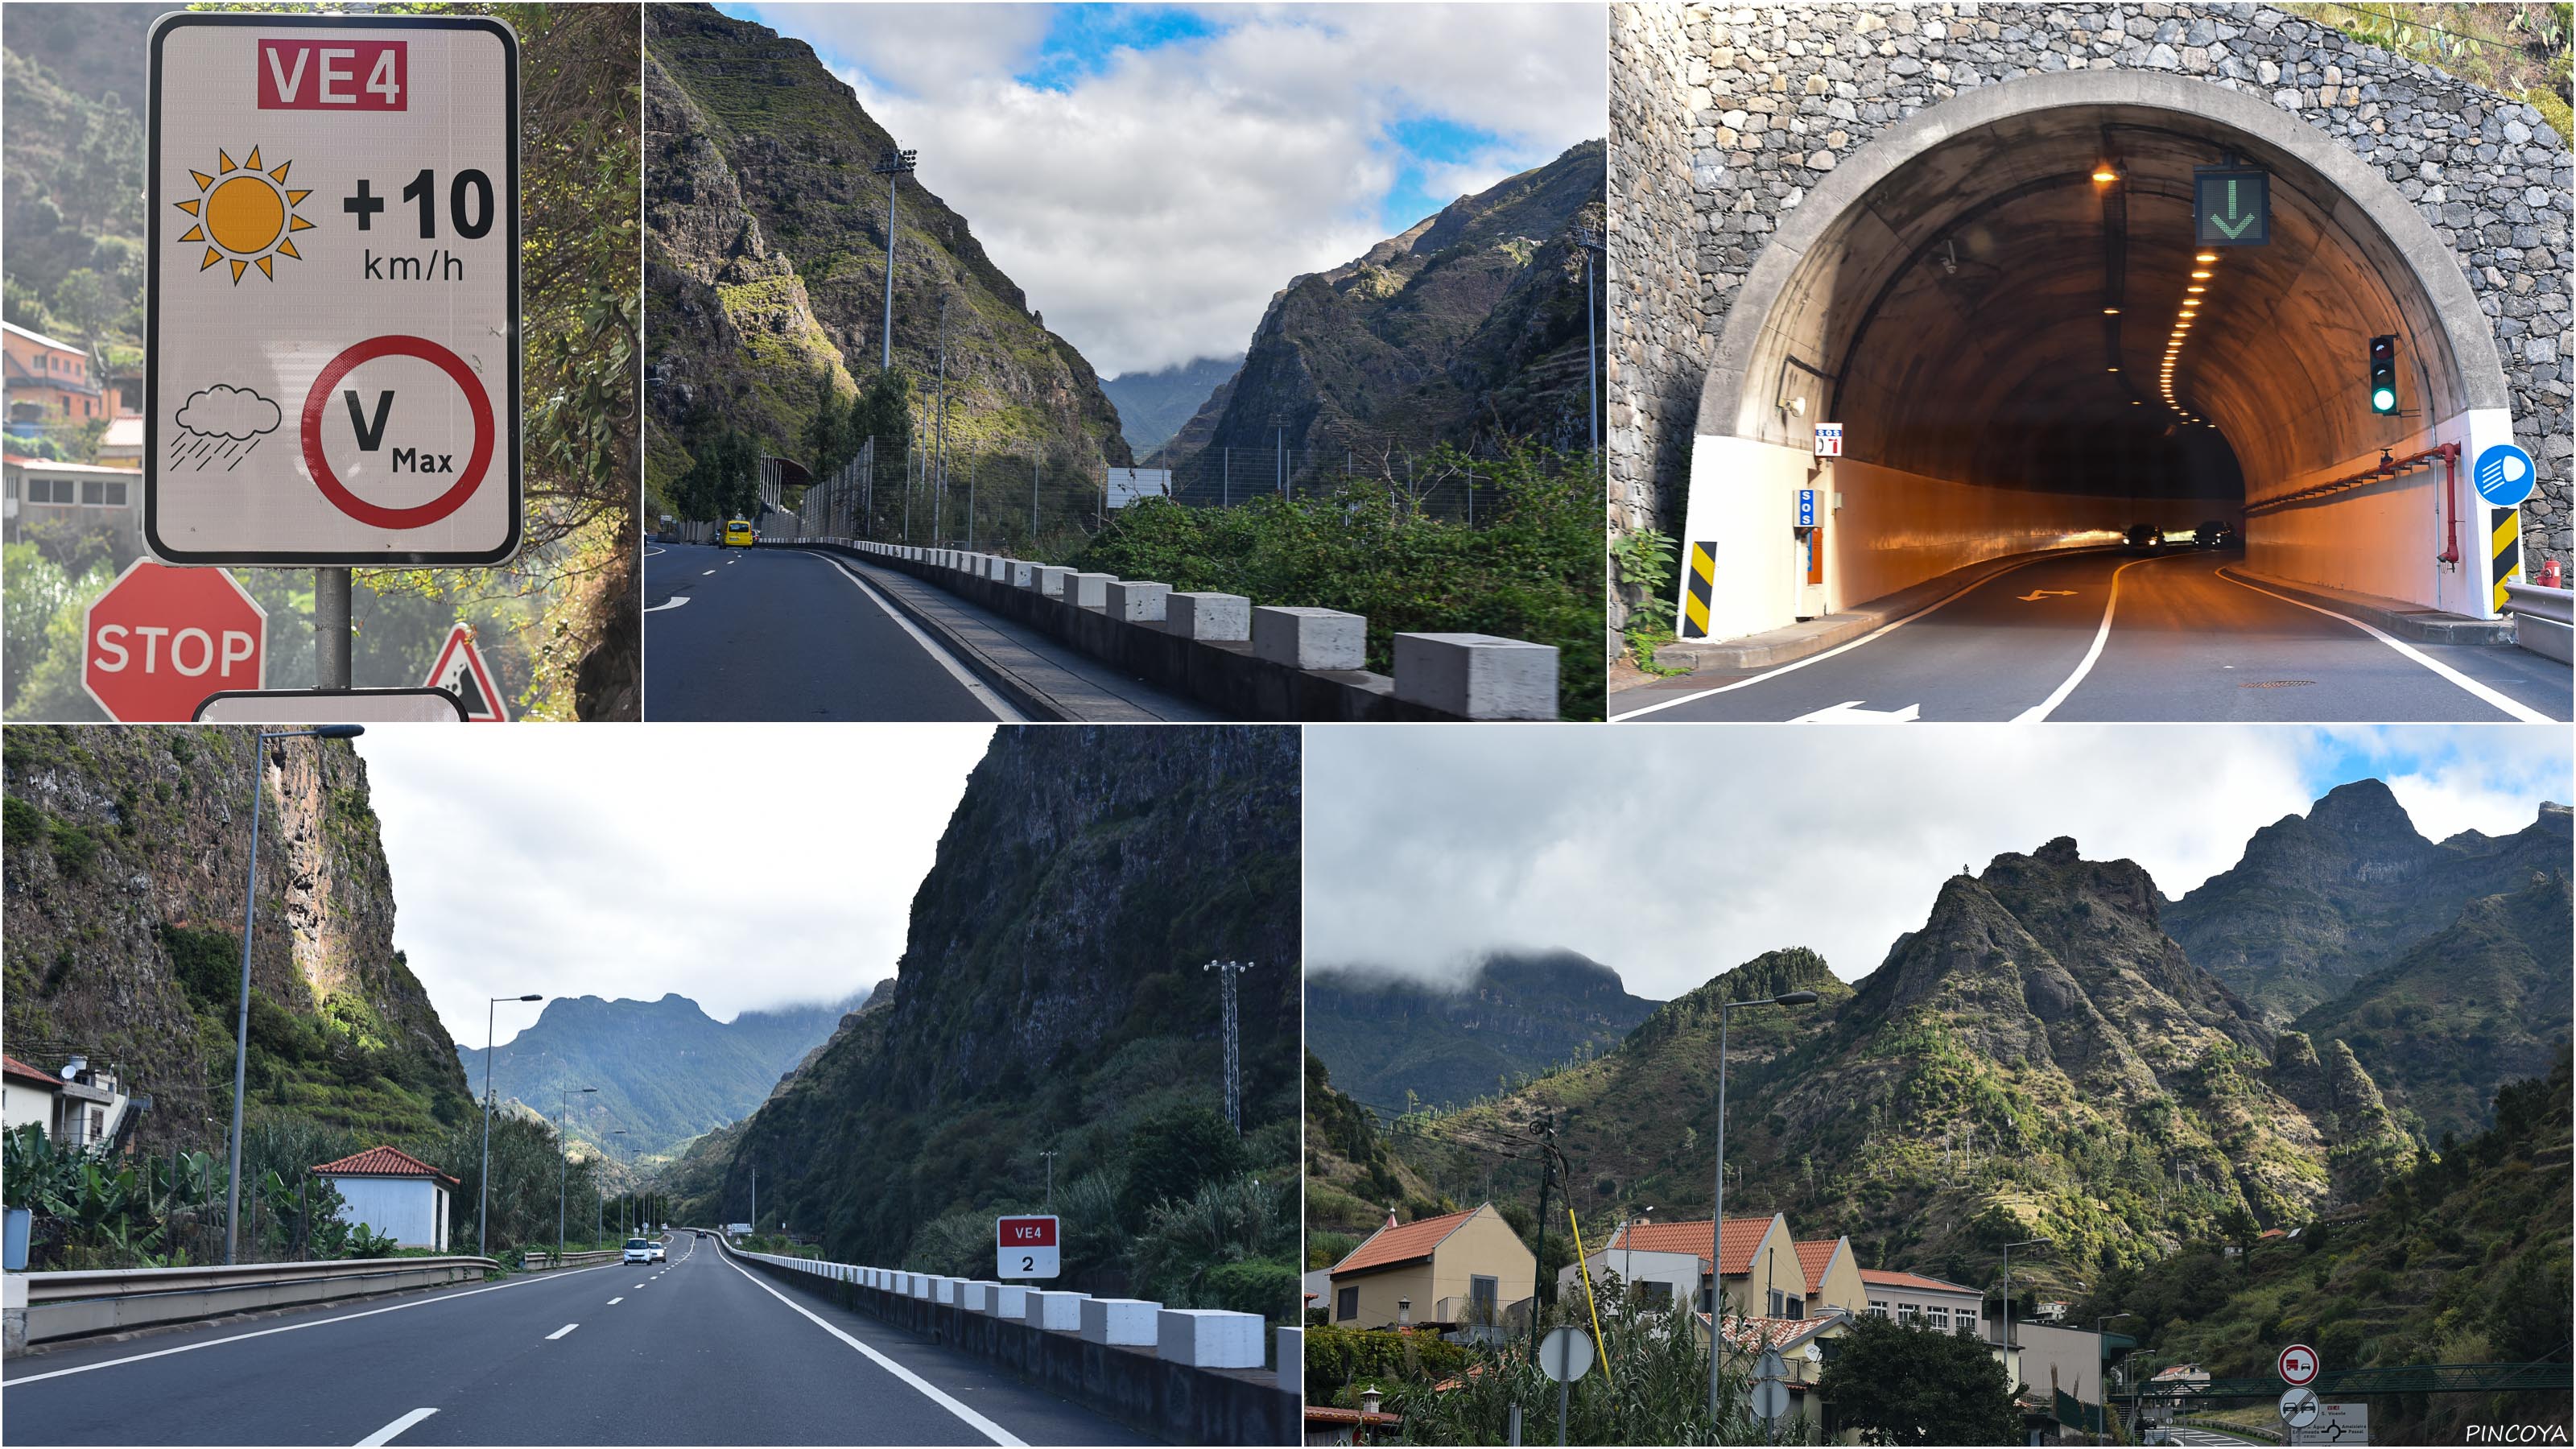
[2502,582,2573,663]
[7,1255,502,1352]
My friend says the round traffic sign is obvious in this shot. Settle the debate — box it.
[2471,443,2537,508]
[81,559,266,721]
[1538,1326,1594,1384]
[2280,1386,2320,1428]
[299,334,497,530]
[1751,1377,1790,1422]
[2278,1343,2320,1387]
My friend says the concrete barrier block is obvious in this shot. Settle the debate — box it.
[989,1283,1031,1319]
[1069,572,1114,608]
[984,556,1010,581]
[1104,580,1170,624]
[1278,1327,1302,1393]
[1080,1297,1162,1347]
[1025,1289,1085,1331]
[1035,566,1073,598]
[957,1281,996,1313]
[1164,592,1250,641]
[909,1273,932,1298]
[935,1278,962,1305]
[1158,1307,1266,1368]
[1011,560,1041,589]
[1253,605,1367,670]
[1392,632,1558,720]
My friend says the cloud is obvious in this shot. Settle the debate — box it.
[733,2,1605,377]
[355,725,994,1046]
[175,385,279,440]
[1302,725,2573,1001]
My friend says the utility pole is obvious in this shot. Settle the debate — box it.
[1528,1112,1556,1365]
[750,1165,758,1236]
[1574,225,1604,458]
[1040,1150,1059,1212]
[933,295,950,545]
[1031,444,1040,548]
[1203,960,1253,1133]
[872,149,918,374]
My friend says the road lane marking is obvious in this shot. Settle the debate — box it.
[2218,569,2556,723]
[4,1265,615,1386]
[807,551,1030,722]
[2013,555,2171,722]
[546,1323,579,1340]
[608,1297,623,1304]
[701,569,716,576]
[720,1256,1026,1446]
[644,595,691,613]
[356,1407,439,1447]
[1612,550,2110,721]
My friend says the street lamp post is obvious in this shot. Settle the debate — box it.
[1706,989,1820,1422]
[611,1130,630,1240]
[477,993,543,1257]
[224,724,365,1266]
[1573,225,1604,459]
[1996,1236,2050,1358]
[558,1085,597,1262]
[872,148,918,374]
[2095,1312,2135,1447]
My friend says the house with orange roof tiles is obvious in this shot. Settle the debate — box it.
[1324,1203,1534,1332]
[1560,1212,1814,1323]
[313,1145,458,1251]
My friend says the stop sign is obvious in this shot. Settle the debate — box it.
[82,559,266,721]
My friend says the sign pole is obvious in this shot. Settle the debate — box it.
[316,568,352,688]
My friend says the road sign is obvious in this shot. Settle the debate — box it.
[995,1215,1059,1278]
[2280,1387,2320,1429]
[2472,443,2537,508]
[2194,166,2270,246]
[1797,489,1818,527]
[1538,1326,1594,1383]
[1812,423,1843,457]
[2291,1401,2370,1445]
[2278,1343,2321,1387]
[423,622,509,721]
[82,559,266,721]
[147,13,521,565]
[196,687,464,722]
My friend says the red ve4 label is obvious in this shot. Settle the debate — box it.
[998,1219,1057,1247]
[258,39,406,110]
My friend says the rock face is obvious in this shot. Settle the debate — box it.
[2164,781,2573,1024]
[1161,141,1608,469]
[1307,949,1659,1112]
[642,3,1132,493]
[1608,2,2572,603]
[1100,356,1244,456]
[456,989,866,1159]
[680,726,1298,1264]
[2,727,469,1152]
[1427,840,2412,1291]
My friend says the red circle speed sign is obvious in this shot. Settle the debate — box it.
[2277,1344,2319,1387]
[81,559,267,721]
[299,334,497,530]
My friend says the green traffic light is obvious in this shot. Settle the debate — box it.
[2372,387,2396,411]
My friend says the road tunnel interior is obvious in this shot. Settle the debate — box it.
[1716,90,2491,617]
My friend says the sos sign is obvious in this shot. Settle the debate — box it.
[83,559,266,721]
[995,1216,1059,1280]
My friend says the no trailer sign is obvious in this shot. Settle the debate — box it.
[147,14,519,566]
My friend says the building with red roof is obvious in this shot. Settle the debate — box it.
[313,1145,457,1251]
[1325,1203,1533,1332]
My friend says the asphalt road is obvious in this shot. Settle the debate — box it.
[643,543,1013,721]
[2,1232,1146,1447]
[1612,547,2573,723]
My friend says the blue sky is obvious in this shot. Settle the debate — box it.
[708,3,1604,375]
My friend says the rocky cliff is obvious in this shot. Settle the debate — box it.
[1100,355,1242,456]
[643,3,1132,499]
[1161,140,1605,467]
[1307,949,1658,1113]
[2,727,469,1151]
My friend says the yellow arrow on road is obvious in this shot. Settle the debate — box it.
[2018,588,2079,601]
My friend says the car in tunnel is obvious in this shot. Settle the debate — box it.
[2195,519,2238,549]
[2128,523,2163,551]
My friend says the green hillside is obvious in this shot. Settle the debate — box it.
[1307,949,1659,1114]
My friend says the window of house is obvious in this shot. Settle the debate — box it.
[1639,1282,1672,1308]
[1470,1275,1498,1323]
[81,481,104,505]
[1784,1294,1803,1320]
[1927,1307,1949,1330]
[88,1107,105,1140]
[1868,1301,1889,1318]
[1768,1289,1785,1317]
[1336,1286,1358,1322]
[103,482,126,506]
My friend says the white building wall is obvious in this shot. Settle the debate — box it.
[2,1082,56,1135]
[1561,1247,1704,1311]
[327,1176,444,1249]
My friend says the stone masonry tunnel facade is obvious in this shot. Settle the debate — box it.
[1609,2,2573,640]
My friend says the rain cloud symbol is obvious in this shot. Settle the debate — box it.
[171,384,282,471]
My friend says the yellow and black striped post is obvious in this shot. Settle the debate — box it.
[2491,506,2522,614]
[1680,540,1718,638]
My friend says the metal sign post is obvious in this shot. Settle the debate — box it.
[1538,1326,1594,1447]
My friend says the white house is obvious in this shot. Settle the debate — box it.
[2,1054,144,1150]
[1858,1266,1989,1340]
[2,1055,62,1137]
[313,1145,456,1251]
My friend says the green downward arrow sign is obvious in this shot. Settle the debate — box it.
[2212,178,2256,238]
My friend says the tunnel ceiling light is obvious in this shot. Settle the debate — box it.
[2187,285,2207,294]
[2195,251,2219,263]
[2092,164,2120,183]
[2107,366,2120,373]
[2191,270,2214,279]
[2103,307,2122,315]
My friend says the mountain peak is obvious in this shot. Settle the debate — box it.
[2307,777,2417,839]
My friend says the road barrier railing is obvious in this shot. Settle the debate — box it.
[2502,582,2573,663]
[786,538,1561,720]
[4,1255,502,1353]
[526,1248,625,1269]
[700,1229,1299,1446]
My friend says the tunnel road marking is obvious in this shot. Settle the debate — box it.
[643,595,691,613]
[720,1255,1026,1446]
[2218,570,2555,724]
[3,1265,616,1387]
[806,551,1030,723]
[2012,555,2174,723]
[2017,588,2078,601]
[355,1407,440,1447]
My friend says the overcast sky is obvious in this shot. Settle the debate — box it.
[1305,725,2574,1001]
[722,2,1606,378]
[356,726,994,1047]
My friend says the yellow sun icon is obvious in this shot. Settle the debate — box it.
[175,147,313,283]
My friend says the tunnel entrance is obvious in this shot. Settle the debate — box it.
[1678,70,2516,643]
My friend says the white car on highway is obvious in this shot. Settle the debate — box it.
[622,1236,654,1265]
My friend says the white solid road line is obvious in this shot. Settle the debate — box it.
[546,1323,580,1340]
[643,595,691,613]
[2013,554,2173,723]
[608,1297,624,1304]
[355,1407,440,1447]
[1611,551,2087,722]
[720,1256,1026,1447]
[809,552,1030,723]
[701,569,716,576]
[2219,569,2557,724]
[5,1265,614,1387]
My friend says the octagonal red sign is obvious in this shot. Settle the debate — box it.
[82,559,266,721]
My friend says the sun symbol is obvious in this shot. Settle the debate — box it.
[175,147,312,283]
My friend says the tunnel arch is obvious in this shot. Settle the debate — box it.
[1678,68,2524,637]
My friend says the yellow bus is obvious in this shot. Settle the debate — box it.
[721,518,756,547]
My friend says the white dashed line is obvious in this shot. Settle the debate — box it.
[546,1323,579,1341]
[355,1407,439,1447]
